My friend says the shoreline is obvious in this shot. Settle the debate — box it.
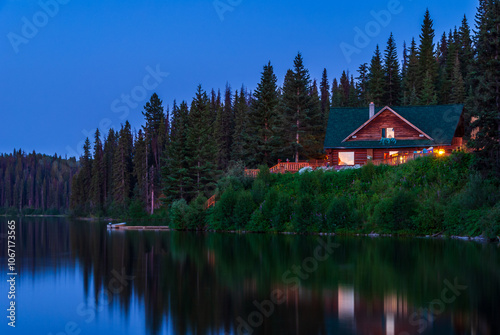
[106,224,500,243]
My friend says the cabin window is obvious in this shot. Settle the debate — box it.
[338,152,354,166]
[381,128,395,139]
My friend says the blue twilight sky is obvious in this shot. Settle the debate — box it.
[0,0,478,158]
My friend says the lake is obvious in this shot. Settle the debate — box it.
[1,218,499,335]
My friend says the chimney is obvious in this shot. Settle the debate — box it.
[369,102,375,119]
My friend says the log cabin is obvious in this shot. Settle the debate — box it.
[324,103,465,167]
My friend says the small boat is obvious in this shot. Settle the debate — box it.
[107,222,126,229]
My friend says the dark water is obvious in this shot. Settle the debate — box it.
[1,218,500,335]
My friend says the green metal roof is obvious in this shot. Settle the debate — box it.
[323,104,464,149]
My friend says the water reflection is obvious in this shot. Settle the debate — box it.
[2,218,500,335]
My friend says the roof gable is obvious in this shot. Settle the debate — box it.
[324,104,464,149]
[342,106,433,142]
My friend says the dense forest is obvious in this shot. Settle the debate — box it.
[0,150,78,215]
[2,1,499,217]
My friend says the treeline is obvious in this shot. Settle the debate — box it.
[12,1,499,216]
[0,150,78,215]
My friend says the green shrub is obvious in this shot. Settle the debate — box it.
[170,199,189,230]
[232,190,256,230]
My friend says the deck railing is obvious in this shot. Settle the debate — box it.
[244,160,327,177]
[372,151,447,166]
[204,194,217,209]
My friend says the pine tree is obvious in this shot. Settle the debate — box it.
[330,78,342,107]
[458,15,473,83]
[401,41,408,82]
[187,85,217,198]
[339,71,350,107]
[112,122,133,208]
[103,129,117,206]
[231,87,249,163]
[132,129,148,209]
[357,63,369,106]
[367,45,385,105]
[90,129,104,212]
[348,75,358,107]
[215,84,234,170]
[319,68,330,128]
[417,9,438,100]
[403,38,419,105]
[450,54,465,104]
[419,71,438,105]
[245,62,280,166]
[279,53,322,162]
[162,101,192,203]
[383,33,402,105]
[467,0,500,169]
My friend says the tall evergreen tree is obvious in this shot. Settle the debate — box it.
[90,129,104,212]
[162,101,192,203]
[103,129,117,206]
[279,53,322,162]
[357,63,369,106]
[403,38,419,105]
[383,33,402,105]
[112,121,133,208]
[133,129,148,209]
[187,85,217,198]
[467,0,500,170]
[215,84,234,170]
[417,9,438,100]
[319,68,330,128]
[367,45,385,105]
[339,71,350,107]
[458,15,473,83]
[231,87,249,163]
[245,62,280,167]
[330,78,342,107]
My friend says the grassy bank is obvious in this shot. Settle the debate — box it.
[167,152,500,238]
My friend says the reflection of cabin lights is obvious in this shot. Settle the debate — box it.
[438,149,445,156]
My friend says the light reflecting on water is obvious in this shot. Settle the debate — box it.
[1,217,499,335]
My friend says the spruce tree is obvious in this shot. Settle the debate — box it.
[339,71,350,107]
[319,68,330,128]
[103,129,117,207]
[187,85,217,198]
[403,38,419,105]
[132,129,148,209]
[357,63,369,106]
[450,54,465,104]
[231,87,249,164]
[467,0,500,169]
[279,53,322,162]
[330,78,342,107]
[458,15,473,84]
[112,121,133,208]
[162,101,191,203]
[215,84,234,170]
[383,33,402,105]
[90,129,104,213]
[367,45,385,105]
[245,62,280,166]
[417,9,438,100]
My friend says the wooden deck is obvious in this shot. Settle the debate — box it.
[245,160,327,177]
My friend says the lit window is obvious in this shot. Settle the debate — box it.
[382,128,395,138]
[389,151,399,157]
[338,152,354,166]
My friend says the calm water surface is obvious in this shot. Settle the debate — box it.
[1,218,499,335]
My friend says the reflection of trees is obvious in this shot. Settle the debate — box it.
[9,219,500,335]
